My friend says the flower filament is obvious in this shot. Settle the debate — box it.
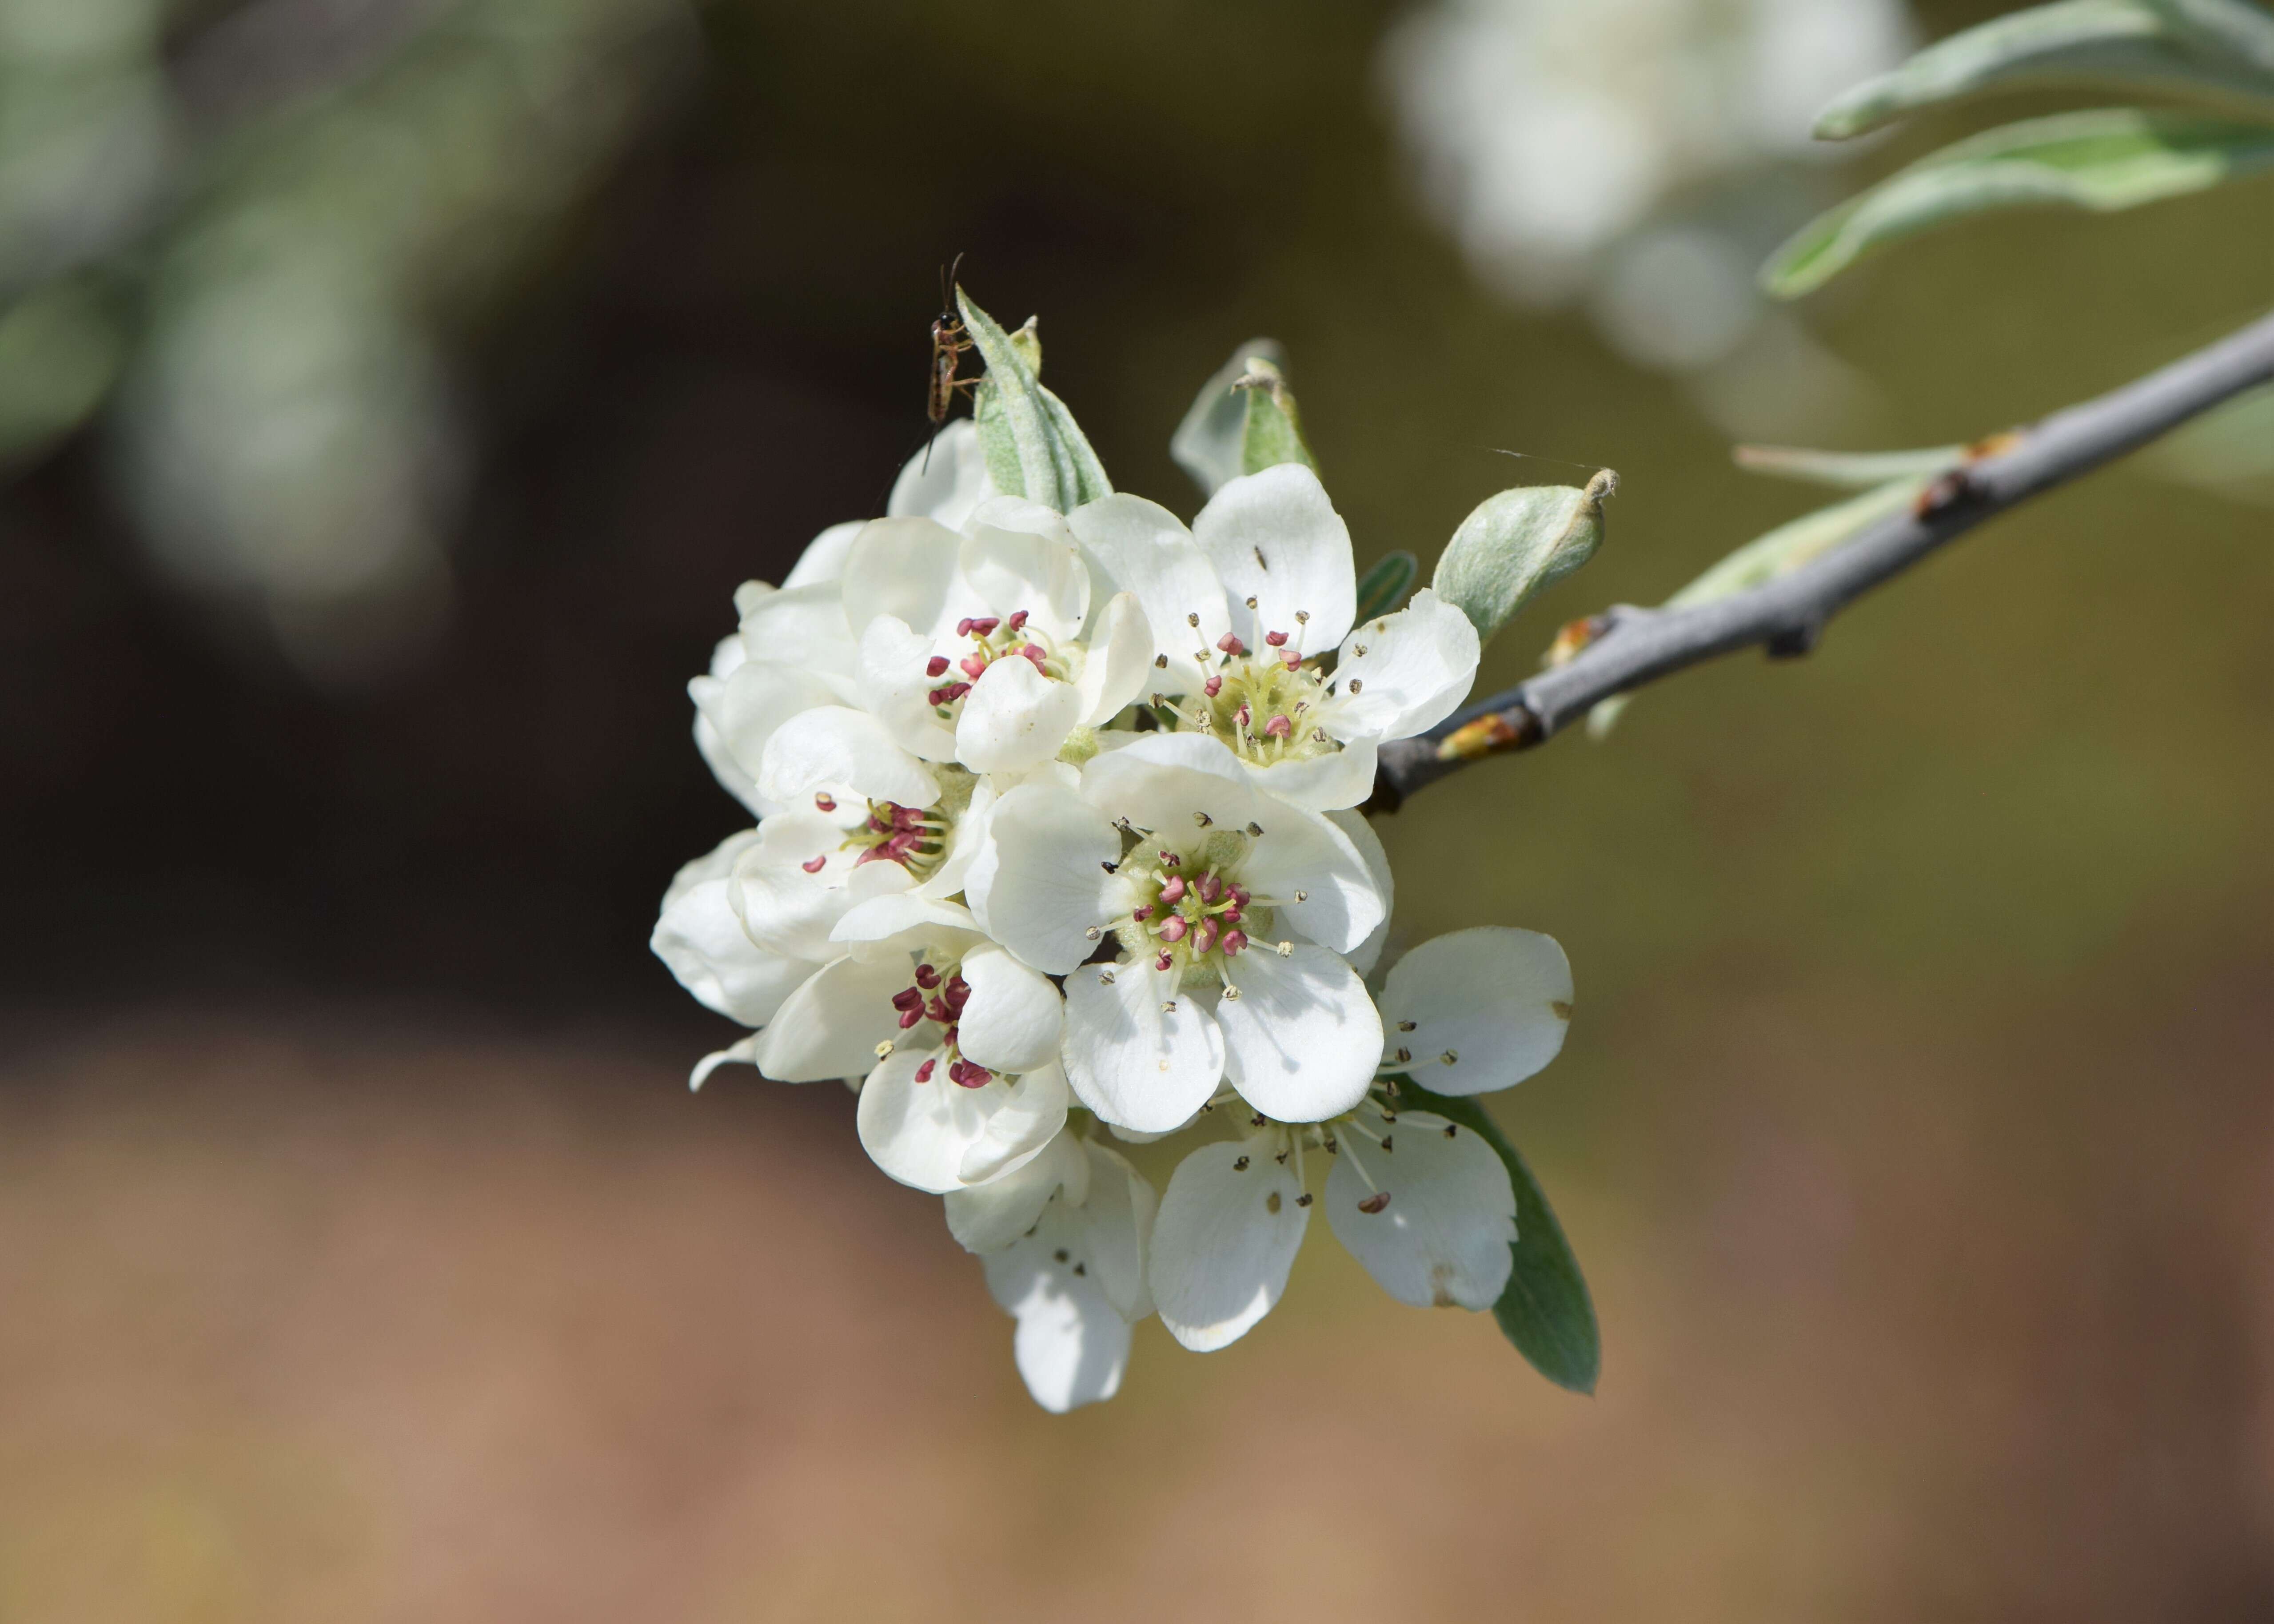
[1154,605,1344,773]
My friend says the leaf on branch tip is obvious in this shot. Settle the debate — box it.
[1433,473,1612,648]
[1763,109,2274,298]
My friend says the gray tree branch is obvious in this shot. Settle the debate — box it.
[1374,308,2274,808]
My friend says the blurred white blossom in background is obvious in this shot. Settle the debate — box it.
[0,0,695,679]
[1380,0,1915,432]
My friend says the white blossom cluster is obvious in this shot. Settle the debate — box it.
[653,415,1574,1410]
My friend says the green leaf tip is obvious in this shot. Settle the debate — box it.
[955,287,1110,513]
[1399,1081,1600,1395]
[1432,468,1614,648]
[1170,339,1317,498]
[1353,551,1419,624]
[1811,0,2274,142]
[1765,108,2274,298]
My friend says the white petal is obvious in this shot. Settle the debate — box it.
[856,1047,1068,1193]
[955,945,1065,1074]
[954,654,1084,774]
[946,1130,1089,1253]
[957,1063,1072,1186]
[757,706,940,809]
[1149,1136,1308,1352]
[983,1227,1134,1413]
[960,499,1089,641]
[841,516,969,642]
[829,892,982,951]
[730,813,910,962]
[1379,927,1572,1095]
[750,955,911,1083]
[650,834,811,1026]
[689,1033,762,1091]
[1191,463,1355,657]
[694,711,771,820]
[1077,729,1258,836]
[1239,803,1384,955]
[1074,592,1155,726]
[1327,809,1394,979]
[689,663,840,784]
[735,582,859,697]
[1069,1140,1158,1322]
[888,419,993,531]
[1060,959,1225,1133]
[857,615,961,762]
[915,774,997,900]
[783,520,864,588]
[1325,1110,1514,1310]
[1218,944,1381,1122]
[1329,588,1480,741]
[962,783,1117,974]
[1066,494,1229,694]
[1241,736,1379,812]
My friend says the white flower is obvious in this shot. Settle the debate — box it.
[1068,462,1480,811]
[649,831,828,1085]
[688,422,999,816]
[846,496,1152,776]
[1146,926,1572,1350]
[966,731,1387,1133]
[840,896,1071,1193]
[946,1132,1158,1413]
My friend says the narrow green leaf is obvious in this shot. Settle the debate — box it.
[1733,442,1966,489]
[2159,0,2274,74]
[1354,550,1419,622]
[1399,1080,1600,1394]
[1764,109,2274,297]
[1814,0,2274,140]
[1587,477,1927,739]
[1171,338,1285,498]
[1040,384,1113,506]
[956,290,1078,511]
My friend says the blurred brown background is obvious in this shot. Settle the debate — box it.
[2,0,2271,1617]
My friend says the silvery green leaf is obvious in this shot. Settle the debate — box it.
[1814,0,2274,140]
[0,279,124,462]
[1039,384,1112,507]
[1734,442,1967,489]
[1586,477,1925,739]
[1235,356,1317,478]
[957,290,1106,513]
[1764,110,2274,298]
[1171,337,1285,497]
[1432,470,1614,647]
[1399,1080,1599,1395]
[2160,0,2274,73]
[1354,550,1418,623]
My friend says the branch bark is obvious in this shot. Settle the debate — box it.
[1374,308,2274,808]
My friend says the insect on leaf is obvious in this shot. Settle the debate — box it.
[1763,108,2274,297]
